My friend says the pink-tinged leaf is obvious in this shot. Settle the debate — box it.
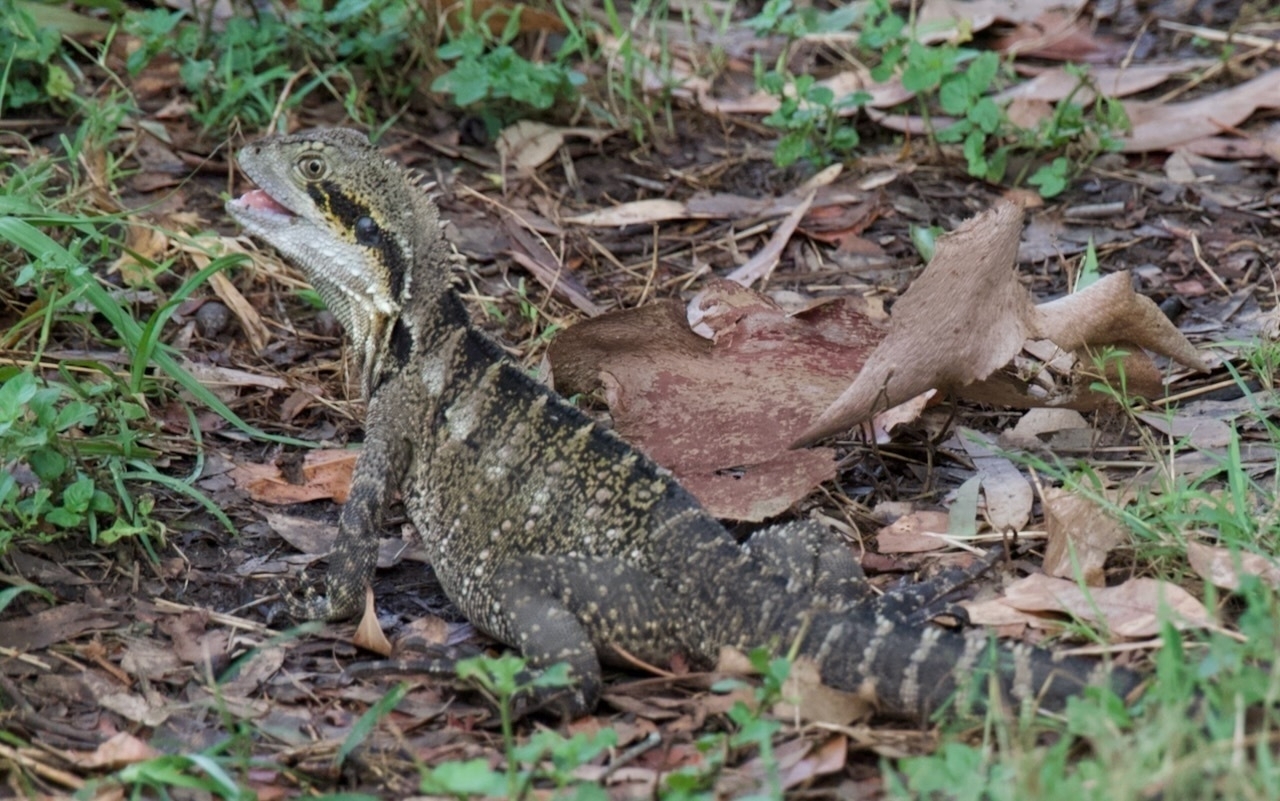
[549,283,885,520]
[875,510,950,554]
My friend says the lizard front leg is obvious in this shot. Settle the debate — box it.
[289,407,412,621]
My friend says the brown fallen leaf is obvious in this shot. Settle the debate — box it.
[794,201,1208,445]
[1040,488,1127,586]
[549,281,884,520]
[495,120,614,176]
[875,510,950,554]
[229,449,358,505]
[995,9,1127,61]
[776,658,875,726]
[0,603,121,652]
[1187,541,1280,592]
[67,732,161,770]
[1000,574,1216,638]
[1136,411,1234,450]
[264,510,426,568]
[1002,408,1094,450]
[1120,68,1280,153]
[994,62,1216,105]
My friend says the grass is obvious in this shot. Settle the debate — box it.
[3,2,1279,799]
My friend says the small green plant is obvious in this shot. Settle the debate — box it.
[417,654,616,799]
[431,0,587,133]
[0,0,79,113]
[664,647,792,798]
[745,0,1128,192]
[746,0,868,167]
[757,69,867,167]
[0,368,154,552]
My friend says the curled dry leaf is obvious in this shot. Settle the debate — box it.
[1040,487,1127,586]
[1187,541,1280,592]
[549,281,885,520]
[794,201,1208,445]
[1000,574,1216,638]
[355,585,393,656]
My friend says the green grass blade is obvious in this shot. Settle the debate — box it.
[0,216,312,447]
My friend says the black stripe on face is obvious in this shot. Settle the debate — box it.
[309,181,408,300]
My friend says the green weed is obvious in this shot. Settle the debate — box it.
[0,0,83,113]
[745,0,1129,194]
[418,654,616,799]
[431,0,586,135]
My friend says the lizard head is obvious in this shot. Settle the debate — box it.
[227,128,446,393]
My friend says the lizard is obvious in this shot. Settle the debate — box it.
[226,127,1143,721]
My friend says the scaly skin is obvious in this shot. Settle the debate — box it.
[227,128,1142,720]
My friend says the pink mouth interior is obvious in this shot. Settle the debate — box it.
[239,188,293,216]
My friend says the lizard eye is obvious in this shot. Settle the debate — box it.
[355,216,382,247]
[297,155,327,181]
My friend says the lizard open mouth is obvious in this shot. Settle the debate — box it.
[235,188,296,218]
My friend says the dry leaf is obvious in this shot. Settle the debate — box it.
[958,428,1032,531]
[992,10,1126,62]
[1000,575,1216,638]
[496,120,613,175]
[875,510,950,554]
[1040,488,1127,586]
[565,199,689,227]
[794,201,1207,445]
[1187,541,1280,592]
[109,224,169,286]
[549,282,884,520]
[775,658,875,726]
[355,586,393,656]
[1136,411,1234,449]
[229,449,358,505]
[1120,68,1280,153]
[1002,408,1092,449]
[68,732,161,770]
[993,62,1215,105]
[916,0,1087,44]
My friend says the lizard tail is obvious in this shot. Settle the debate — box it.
[807,611,1144,721]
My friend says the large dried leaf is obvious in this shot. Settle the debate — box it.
[1120,69,1280,153]
[999,575,1216,638]
[794,201,1208,445]
[1040,488,1127,586]
[1187,541,1280,592]
[549,282,884,520]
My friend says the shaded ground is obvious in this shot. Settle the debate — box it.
[2,2,1279,797]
